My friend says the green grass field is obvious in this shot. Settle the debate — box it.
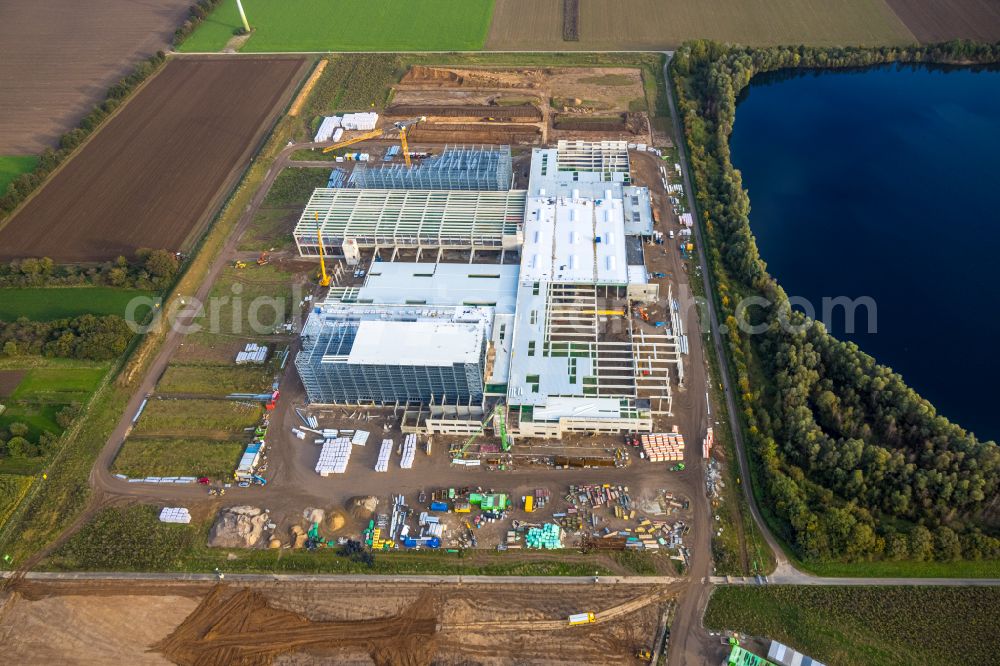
[178,0,494,52]
[0,287,153,322]
[0,361,108,475]
[263,167,330,207]
[111,438,244,479]
[133,399,263,436]
[704,586,1000,666]
[11,366,107,402]
[157,363,274,396]
[0,475,34,527]
[0,156,38,195]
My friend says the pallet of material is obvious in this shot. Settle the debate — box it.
[235,343,268,365]
[375,438,393,472]
[641,433,685,462]
[159,507,191,524]
[316,436,353,475]
[400,433,417,469]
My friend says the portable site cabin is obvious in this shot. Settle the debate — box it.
[234,441,264,481]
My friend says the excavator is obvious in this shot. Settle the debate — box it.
[450,403,511,458]
[321,116,426,166]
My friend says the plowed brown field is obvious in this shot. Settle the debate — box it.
[0,57,308,262]
[0,0,192,154]
[884,0,1000,42]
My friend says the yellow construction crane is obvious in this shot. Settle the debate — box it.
[321,128,384,154]
[394,116,426,167]
[316,227,330,287]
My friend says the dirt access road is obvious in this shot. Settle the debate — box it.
[0,0,192,154]
[0,56,308,262]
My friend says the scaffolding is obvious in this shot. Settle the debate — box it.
[353,145,513,191]
[294,189,526,256]
[296,303,491,406]
[556,139,630,180]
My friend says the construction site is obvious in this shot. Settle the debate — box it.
[0,58,722,666]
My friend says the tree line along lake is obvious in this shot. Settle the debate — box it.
[730,63,1000,444]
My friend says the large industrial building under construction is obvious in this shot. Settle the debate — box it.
[295,141,686,438]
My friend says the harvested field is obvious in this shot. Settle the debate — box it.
[563,0,580,41]
[486,0,915,49]
[0,57,308,262]
[0,0,191,154]
[386,103,542,121]
[883,0,1000,42]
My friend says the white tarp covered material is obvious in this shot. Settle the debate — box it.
[341,112,378,131]
[314,116,342,142]
[159,507,192,524]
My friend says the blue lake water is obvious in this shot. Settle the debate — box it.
[730,64,1000,444]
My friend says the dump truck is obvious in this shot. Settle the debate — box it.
[568,612,596,626]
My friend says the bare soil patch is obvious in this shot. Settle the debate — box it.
[0,369,26,398]
[884,0,1000,42]
[1,580,676,665]
[0,591,198,665]
[394,65,650,145]
[0,0,192,154]
[0,57,308,262]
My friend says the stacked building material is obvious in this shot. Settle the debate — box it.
[641,432,685,462]
[375,438,393,472]
[702,427,714,459]
[351,430,369,446]
[315,436,352,476]
[159,507,191,524]
[313,116,342,142]
[525,523,562,549]
[235,343,268,364]
[400,434,417,469]
[341,112,378,131]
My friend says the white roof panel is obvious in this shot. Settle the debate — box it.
[348,320,483,366]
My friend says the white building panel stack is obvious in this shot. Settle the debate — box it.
[315,436,353,475]
[375,438,393,472]
[159,507,192,524]
[341,112,378,131]
[400,434,417,469]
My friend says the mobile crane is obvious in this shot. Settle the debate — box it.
[394,116,426,167]
[321,128,383,154]
[316,227,330,287]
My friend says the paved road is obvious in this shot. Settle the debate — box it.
[711,575,1000,587]
[6,571,680,585]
